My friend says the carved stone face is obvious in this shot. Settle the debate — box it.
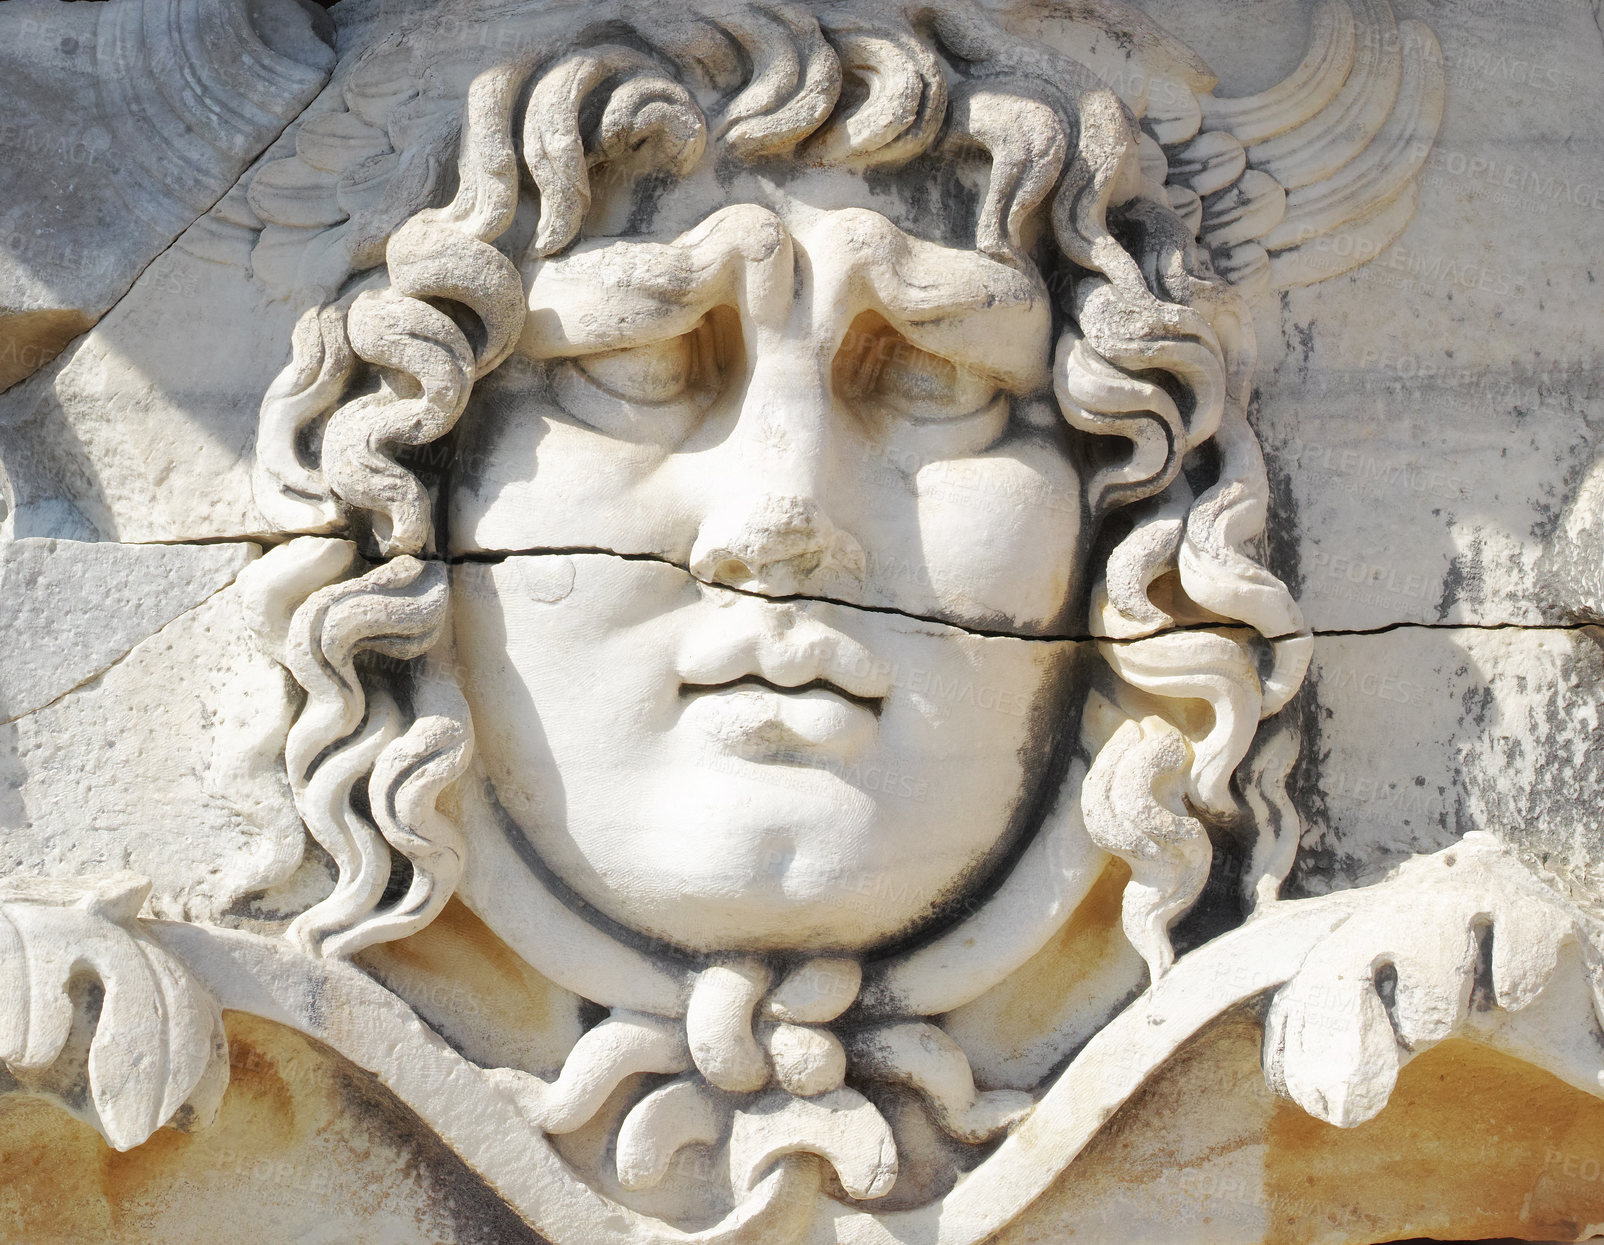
[449,170,1088,952]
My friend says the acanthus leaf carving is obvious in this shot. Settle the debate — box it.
[1263,832,1604,1129]
[0,873,228,1152]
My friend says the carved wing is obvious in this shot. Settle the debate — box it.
[1152,0,1445,294]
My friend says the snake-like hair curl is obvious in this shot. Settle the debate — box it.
[248,0,1308,974]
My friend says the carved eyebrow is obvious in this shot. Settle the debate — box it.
[517,204,1051,392]
[832,215,1052,393]
[879,293,1050,394]
[517,204,790,359]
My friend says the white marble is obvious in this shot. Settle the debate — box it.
[0,538,257,720]
[0,0,1601,1241]
[0,0,331,390]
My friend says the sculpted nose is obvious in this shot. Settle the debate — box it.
[689,494,865,596]
[688,334,866,596]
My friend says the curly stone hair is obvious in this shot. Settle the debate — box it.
[247,0,1308,974]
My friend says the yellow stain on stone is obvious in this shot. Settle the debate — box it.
[1263,1037,1604,1243]
[1000,1009,1277,1244]
[357,897,585,1077]
[0,1012,488,1244]
[946,857,1144,1090]
[1005,1011,1604,1243]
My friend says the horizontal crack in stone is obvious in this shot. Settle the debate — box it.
[81,538,1603,645]
[442,545,1232,645]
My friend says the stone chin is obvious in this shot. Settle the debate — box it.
[509,768,998,954]
[472,742,1069,956]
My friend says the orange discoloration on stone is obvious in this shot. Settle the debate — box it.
[999,1009,1277,1244]
[97,1113,198,1211]
[357,897,584,1077]
[219,1016,301,1136]
[0,1015,319,1242]
[1002,1012,1604,1244]
[0,1012,540,1244]
[0,1096,115,1244]
[945,858,1145,1090]
[1263,1037,1604,1244]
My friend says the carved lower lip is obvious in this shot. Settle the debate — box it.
[678,677,881,757]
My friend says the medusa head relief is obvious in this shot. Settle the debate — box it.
[245,0,1339,975]
[8,1,1604,1242]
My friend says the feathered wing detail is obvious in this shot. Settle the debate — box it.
[1159,0,1444,294]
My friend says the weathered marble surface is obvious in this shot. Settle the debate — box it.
[1292,627,1604,907]
[0,0,1602,1241]
[1150,0,1604,633]
[0,0,333,391]
[6,0,1602,626]
[0,539,257,718]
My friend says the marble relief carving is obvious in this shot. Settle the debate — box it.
[2,0,1604,1241]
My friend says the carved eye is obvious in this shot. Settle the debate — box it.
[834,313,1007,453]
[554,310,736,445]
[578,335,697,404]
[872,339,998,420]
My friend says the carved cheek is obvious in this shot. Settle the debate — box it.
[450,384,684,556]
[909,443,1082,632]
[450,556,687,824]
